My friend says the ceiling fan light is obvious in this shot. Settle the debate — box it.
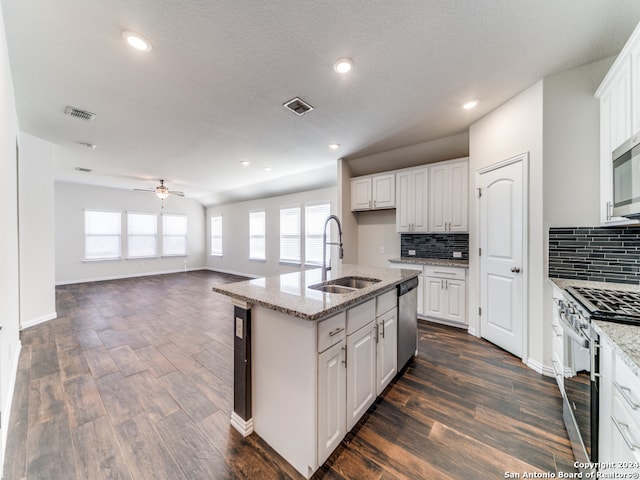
[155,186,170,199]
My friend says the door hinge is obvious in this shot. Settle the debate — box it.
[478,307,482,316]
[478,247,482,256]
[477,187,482,198]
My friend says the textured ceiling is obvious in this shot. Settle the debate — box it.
[3,0,640,205]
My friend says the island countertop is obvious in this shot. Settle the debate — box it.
[212,264,420,321]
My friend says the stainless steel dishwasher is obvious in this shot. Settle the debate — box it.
[397,276,419,370]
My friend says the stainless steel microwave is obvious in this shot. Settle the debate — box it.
[612,131,640,219]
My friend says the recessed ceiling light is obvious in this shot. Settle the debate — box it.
[463,100,479,110]
[264,167,272,172]
[240,160,251,166]
[122,31,152,52]
[333,58,354,74]
[329,143,340,150]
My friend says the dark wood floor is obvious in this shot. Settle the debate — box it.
[3,270,575,480]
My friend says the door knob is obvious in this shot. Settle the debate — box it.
[511,267,521,273]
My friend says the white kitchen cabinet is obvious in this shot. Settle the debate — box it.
[423,266,466,325]
[376,290,397,395]
[350,173,395,211]
[346,320,377,430]
[428,159,468,232]
[596,23,640,226]
[317,339,346,465]
[599,333,640,476]
[396,167,428,233]
[551,285,567,393]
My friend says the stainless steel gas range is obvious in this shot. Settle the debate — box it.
[556,285,640,471]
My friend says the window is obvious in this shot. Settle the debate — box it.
[84,210,121,260]
[305,203,331,265]
[211,215,223,256]
[162,214,188,256]
[280,206,301,263]
[249,210,266,260]
[127,212,157,258]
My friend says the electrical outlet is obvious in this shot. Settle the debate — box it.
[379,246,385,254]
[408,250,416,256]
[453,251,462,258]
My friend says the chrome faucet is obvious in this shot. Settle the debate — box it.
[322,215,344,281]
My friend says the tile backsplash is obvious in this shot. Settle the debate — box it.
[548,227,640,284]
[401,233,469,259]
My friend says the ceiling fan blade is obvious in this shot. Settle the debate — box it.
[169,191,185,197]
[133,188,155,193]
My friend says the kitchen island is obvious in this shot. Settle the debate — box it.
[213,264,419,478]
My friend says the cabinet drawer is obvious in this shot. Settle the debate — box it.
[423,266,465,280]
[318,312,346,353]
[614,355,640,422]
[376,289,397,316]
[612,389,640,462]
[347,298,376,335]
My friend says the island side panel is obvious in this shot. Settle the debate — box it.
[233,305,251,429]
[252,306,318,479]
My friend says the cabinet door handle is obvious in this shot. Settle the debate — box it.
[552,324,563,338]
[329,327,345,337]
[342,346,347,368]
[606,201,612,221]
[614,381,640,410]
[381,320,385,339]
[612,416,640,451]
[374,199,377,208]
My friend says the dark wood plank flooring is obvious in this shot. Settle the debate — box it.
[3,270,575,479]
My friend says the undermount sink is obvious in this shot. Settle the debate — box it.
[308,276,381,294]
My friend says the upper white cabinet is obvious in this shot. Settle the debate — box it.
[351,173,395,211]
[396,167,429,232]
[596,23,640,225]
[428,159,468,232]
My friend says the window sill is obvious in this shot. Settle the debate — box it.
[83,257,122,263]
[161,254,188,258]
[279,260,302,266]
[249,258,266,263]
[126,256,159,260]
[210,254,223,257]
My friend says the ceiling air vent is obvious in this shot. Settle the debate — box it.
[74,167,92,173]
[283,97,314,116]
[64,106,96,122]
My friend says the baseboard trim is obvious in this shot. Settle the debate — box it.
[2,340,22,470]
[55,267,207,286]
[21,311,57,330]
[419,315,468,330]
[230,411,254,437]
[206,267,260,279]
[527,358,554,377]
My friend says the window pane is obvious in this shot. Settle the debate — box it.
[211,215,223,256]
[305,203,331,265]
[127,213,157,257]
[280,207,300,263]
[85,211,121,259]
[249,211,265,260]
[162,214,188,256]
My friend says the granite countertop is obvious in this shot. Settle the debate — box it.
[212,264,420,321]
[548,277,640,378]
[389,257,469,268]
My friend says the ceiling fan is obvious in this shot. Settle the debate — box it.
[134,179,184,200]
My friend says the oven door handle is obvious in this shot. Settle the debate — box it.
[590,338,600,382]
[558,314,589,349]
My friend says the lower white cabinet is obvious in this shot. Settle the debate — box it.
[423,266,466,325]
[376,308,397,395]
[317,339,346,465]
[599,332,640,476]
[346,320,377,430]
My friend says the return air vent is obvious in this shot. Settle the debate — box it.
[283,97,314,116]
[74,167,92,173]
[64,106,96,121]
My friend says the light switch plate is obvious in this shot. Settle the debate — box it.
[408,250,416,256]
[453,251,462,258]
[235,317,243,339]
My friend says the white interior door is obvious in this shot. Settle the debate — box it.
[479,156,526,358]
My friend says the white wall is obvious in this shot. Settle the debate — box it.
[55,182,206,284]
[206,187,337,278]
[0,2,22,466]
[469,81,545,369]
[540,57,612,364]
[355,209,400,268]
[19,132,56,328]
